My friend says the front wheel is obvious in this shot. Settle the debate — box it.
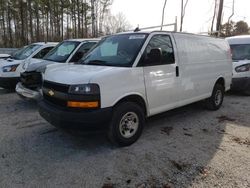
[108,102,145,146]
[205,83,224,110]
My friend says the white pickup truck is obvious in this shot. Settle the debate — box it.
[39,31,232,146]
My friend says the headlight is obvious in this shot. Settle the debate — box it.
[235,64,250,72]
[68,84,100,94]
[22,62,29,70]
[2,64,19,72]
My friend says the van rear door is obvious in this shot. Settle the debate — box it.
[139,34,180,116]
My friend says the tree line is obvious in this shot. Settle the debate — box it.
[0,0,131,48]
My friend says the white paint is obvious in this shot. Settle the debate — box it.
[44,31,232,116]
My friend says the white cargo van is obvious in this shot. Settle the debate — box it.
[16,39,99,100]
[226,35,250,95]
[0,42,57,89]
[39,31,232,146]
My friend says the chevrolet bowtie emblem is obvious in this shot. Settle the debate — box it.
[48,90,55,96]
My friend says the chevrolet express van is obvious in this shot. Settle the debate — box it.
[39,31,232,146]
[0,42,57,89]
[226,35,250,95]
[16,39,99,100]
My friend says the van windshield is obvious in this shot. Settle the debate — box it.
[44,41,80,62]
[230,44,250,61]
[12,44,41,60]
[81,33,148,67]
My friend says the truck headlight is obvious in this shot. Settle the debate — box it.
[68,84,100,95]
[235,64,250,72]
[2,64,19,72]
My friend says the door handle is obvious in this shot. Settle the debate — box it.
[176,66,179,77]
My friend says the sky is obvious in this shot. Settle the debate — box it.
[111,0,250,33]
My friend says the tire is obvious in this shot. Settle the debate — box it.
[243,89,250,96]
[108,102,145,146]
[205,83,224,110]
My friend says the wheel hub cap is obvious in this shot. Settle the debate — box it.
[119,112,139,138]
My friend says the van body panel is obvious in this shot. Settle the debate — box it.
[226,35,250,92]
[40,31,232,125]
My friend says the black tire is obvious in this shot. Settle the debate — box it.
[243,89,250,96]
[205,83,224,110]
[108,102,145,146]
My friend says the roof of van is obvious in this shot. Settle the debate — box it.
[112,30,222,40]
[226,35,250,45]
[32,42,58,46]
[65,38,100,42]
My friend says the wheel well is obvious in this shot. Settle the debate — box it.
[215,77,225,90]
[115,95,147,115]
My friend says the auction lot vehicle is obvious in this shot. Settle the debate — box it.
[0,54,11,60]
[226,35,250,95]
[0,42,57,89]
[16,39,99,100]
[39,31,232,146]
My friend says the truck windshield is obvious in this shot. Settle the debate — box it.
[44,41,80,62]
[230,44,250,61]
[12,44,41,60]
[81,33,148,67]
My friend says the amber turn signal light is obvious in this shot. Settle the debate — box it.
[67,101,99,108]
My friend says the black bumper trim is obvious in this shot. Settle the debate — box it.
[231,77,250,91]
[38,100,112,130]
[0,77,19,89]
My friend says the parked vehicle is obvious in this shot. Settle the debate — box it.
[226,35,250,95]
[39,31,232,146]
[0,54,11,60]
[0,42,57,89]
[16,39,99,100]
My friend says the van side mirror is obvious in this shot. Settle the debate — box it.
[148,48,162,63]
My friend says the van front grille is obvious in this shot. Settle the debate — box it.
[43,80,70,93]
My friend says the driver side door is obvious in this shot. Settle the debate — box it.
[140,34,180,116]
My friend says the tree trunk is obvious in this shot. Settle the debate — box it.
[216,0,224,36]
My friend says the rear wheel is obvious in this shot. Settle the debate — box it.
[205,83,224,110]
[108,102,145,146]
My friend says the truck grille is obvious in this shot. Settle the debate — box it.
[43,81,70,107]
[43,81,70,93]
[20,71,42,89]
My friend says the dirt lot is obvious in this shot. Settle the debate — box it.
[0,88,249,188]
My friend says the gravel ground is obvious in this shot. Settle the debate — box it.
[0,88,249,188]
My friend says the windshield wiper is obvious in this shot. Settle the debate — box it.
[86,60,107,66]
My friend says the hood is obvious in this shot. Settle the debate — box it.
[45,64,125,85]
[0,54,11,58]
[24,59,58,72]
[232,60,250,77]
[0,58,24,67]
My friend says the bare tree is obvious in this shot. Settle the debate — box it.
[211,0,218,33]
[180,0,189,32]
[216,0,224,35]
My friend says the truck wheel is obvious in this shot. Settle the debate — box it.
[205,83,224,110]
[108,102,145,146]
[243,89,250,96]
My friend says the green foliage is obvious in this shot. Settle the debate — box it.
[220,20,249,37]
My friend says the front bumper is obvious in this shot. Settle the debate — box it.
[15,82,42,100]
[38,100,113,130]
[0,77,19,89]
[231,77,250,91]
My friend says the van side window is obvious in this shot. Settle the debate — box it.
[33,47,54,59]
[140,35,175,66]
[69,42,96,62]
